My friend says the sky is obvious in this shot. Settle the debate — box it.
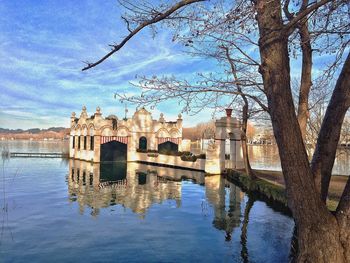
[0,1,344,130]
[0,0,219,129]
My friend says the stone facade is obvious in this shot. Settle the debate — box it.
[69,106,243,174]
[69,106,183,163]
[204,115,244,174]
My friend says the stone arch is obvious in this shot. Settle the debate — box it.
[169,128,180,138]
[75,125,81,136]
[156,128,170,138]
[82,125,88,136]
[101,125,114,136]
[116,126,130,137]
[88,123,95,132]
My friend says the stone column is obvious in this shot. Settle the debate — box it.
[86,135,90,152]
[205,110,244,173]
[127,133,137,161]
[93,135,101,163]
[235,138,244,169]
[229,129,240,169]
[204,118,226,174]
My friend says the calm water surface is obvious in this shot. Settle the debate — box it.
[192,140,350,175]
[0,141,295,262]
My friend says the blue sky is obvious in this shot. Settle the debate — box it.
[0,1,345,129]
[0,0,218,129]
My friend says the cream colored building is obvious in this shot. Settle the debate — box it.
[69,106,183,163]
[69,106,244,174]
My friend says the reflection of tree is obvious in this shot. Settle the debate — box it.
[240,195,255,263]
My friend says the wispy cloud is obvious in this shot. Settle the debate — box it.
[0,0,231,129]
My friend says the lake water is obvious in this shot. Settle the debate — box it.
[0,141,294,262]
[192,140,350,175]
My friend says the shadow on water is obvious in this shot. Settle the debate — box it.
[68,159,295,262]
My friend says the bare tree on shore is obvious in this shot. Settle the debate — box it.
[82,1,350,262]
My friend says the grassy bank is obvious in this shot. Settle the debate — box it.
[226,169,288,207]
[226,169,348,212]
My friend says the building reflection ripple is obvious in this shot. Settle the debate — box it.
[68,160,243,239]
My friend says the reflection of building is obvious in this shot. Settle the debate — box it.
[67,159,244,241]
[68,160,206,217]
[69,107,183,162]
[205,175,242,240]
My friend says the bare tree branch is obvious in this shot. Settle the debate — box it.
[82,0,205,71]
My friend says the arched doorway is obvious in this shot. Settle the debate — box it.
[139,136,147,151]
[100,140,127,162]
[158,141,178,154]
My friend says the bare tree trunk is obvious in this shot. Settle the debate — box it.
[336,177,350,261]
[311,52,350,202]
[223,46,256,179]
[297,19,312,142]
[241,100,256,179]
[256,0,346,261]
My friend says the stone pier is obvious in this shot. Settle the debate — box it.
[205,110,244,174]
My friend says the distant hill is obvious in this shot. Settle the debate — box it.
[0,127,70,140]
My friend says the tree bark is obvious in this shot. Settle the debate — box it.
[311,52,350,202]
[256,0,346,261]
[296,19,312,142]
[241,99,256,179]
[336,177,350,262]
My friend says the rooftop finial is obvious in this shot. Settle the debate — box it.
[159,113,165,123]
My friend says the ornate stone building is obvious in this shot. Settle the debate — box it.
[69,106,244,174]
[69,106,183,163]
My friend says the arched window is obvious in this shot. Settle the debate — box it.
[139,136,147,151]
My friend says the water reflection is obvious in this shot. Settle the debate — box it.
[68,160,295,262]
[0,156,294,262]
[205,175,242,240]
[68,160,244,238]
[68,160,257,260]
[68,160,206,217]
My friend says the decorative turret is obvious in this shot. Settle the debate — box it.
[95,106,101,115]
[177,113,183,128]
[80,106,88,119]
[159,113,165,123]
[70,112,76,127]
[94,106,102,120]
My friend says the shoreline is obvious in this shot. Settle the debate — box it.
[226,169,347,212]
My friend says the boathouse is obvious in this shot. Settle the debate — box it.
[69,106,183,163]
[69,106,244,174]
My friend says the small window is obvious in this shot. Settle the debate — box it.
[139,136,147,151]
[72,136,75,149]
[84,136,87,150]
[90,136,94,150]
[78,136,81,149]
